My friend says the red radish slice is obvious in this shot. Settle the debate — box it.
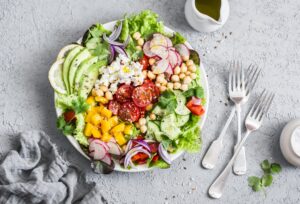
[150,34,168,48]
[152,59,169,74]
[167,49,179,68]
[165,64,173,79]
[93,140,109,151]
[165,37,173,47]
[175,44,190,59]
[89,140,107,160]
[107,141,122,155]
[101,154,112,165]
[175,51,183,66]
[143,41,156,57]
[150,45,169,59]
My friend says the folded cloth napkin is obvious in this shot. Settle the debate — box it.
[0,131,106,204]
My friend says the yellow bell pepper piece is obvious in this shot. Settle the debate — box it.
[91,128,101,138]
[124,125,133,135]
[101,132,112,142]
[111,123,125,134]
[95,96,108,104]
[91,113,102,126]
[114,132,126,146]
[100,107,112,119]
[84,123,94,137]
[108,116,119,127]
[100,120,111,133]
[94,105,104,113]
[86,96,96,106]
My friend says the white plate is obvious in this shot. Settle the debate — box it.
[55,20,209,172]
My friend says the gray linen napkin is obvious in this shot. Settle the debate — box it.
[0,130,106,204]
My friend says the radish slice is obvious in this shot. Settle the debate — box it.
[167,50,179,68]
[165,64,173,79]
[175,44,190,59]
[143,41,156,57]
[89,140,107,160]
[150,34,168,48]
[152,59,169,74]
[165,37,173,47]
[150,45,169,59]
[107,141,122,155]
[93,140,109,151]
[175,51,183,67]
[101,154,112,165]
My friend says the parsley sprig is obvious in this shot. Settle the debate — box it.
[248,160,282,192]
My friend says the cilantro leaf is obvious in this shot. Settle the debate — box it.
[261,159,271,173]
[253,182,263,192]
[56,116,76,135]
[270,163,282,174]
[261,174,273,187]
[158,90,177,111]
[248,176,261,187]
[71,97,90,114]
[63,124,76,135]
[56,116,66,129]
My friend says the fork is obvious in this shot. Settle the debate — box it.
[202,62,260,170]
[208,90,275,199]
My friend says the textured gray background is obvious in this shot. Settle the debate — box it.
[1,0,300,203]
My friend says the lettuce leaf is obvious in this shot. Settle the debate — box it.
[171,32,186,45]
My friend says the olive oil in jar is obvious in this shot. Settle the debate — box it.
[194,0,221,21]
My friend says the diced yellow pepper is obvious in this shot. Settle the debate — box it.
[100,107,112,119]
[95,96,108,104]
[101,132,112,142]
[108,116,119,127]
[111,123,125,134]
[124,125,133,135]
[91,113,102,126]
[84,123,94,137]
[100,120,111,133]
[91,128,101,138]
[114,132,126,146]
[86,96,96,106]
[94,105,104,113]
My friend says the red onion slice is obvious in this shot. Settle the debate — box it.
[103,34,126,46]
[134,140,151,152]
[113,45,128,57]
[109,45,115,63]
[109,22,122,41]
[158,143,172,164]
[124,146,151,169]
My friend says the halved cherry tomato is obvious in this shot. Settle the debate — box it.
[139,56,149,70]
[149,143,159,153]
[115,84,134,103]
[132,86,153,107]
[142,81,160,102]
[186,99,205,116]
[108,100,120,115]
[63,110,76,123]
[118,102,141,122]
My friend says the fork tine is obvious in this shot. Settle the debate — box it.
[258,93,275,121]
[233,61,236,91]
[228,61,233,92]
[237,61,241,91]
[241,64,245,91]
[248,89,266,116]
[246,65,261,95]
[252,90,268,118]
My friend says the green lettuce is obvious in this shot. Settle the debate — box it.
[171,32,186,45]
[74,113,89,147]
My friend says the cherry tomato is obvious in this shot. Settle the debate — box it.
[115,84,134,103]
[142,82,160,103]
[152,155,159,162]
[132,86,153,107]
[131,152,149,162]
[139,56,149,70]
[63,110,76,123]
[108,100,120,115]
[118,102,141,122]
[149,143,159,153]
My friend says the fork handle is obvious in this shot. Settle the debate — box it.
[202,107,236,169]
[208,131,251,199]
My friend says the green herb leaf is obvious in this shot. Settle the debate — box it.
[56,116,66,129]
[261,159,271,173]
[189,50,200,66]
[252,182,263,192]
[71,97,90,114]
[270,163,282,174]
[195,86,204,98]
[248,176,261,187]
[149,159,170,169]
[158,90,177,110]
[261,174,273,187]
[63,124,75,135]
[171,32,186,45]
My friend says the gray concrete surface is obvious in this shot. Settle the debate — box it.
[1,0,300,203]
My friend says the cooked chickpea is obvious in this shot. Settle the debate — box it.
[133,32,141,40]
[142,70,148,78]
[182,55,189,61]
[167,82,174,89]
[155,82,161,87]
[191,73,197,79]
[135,45,142,50]
[180,64,187,73]
[188,64,197,72]
[137,38,144,46]
[171,75,180,82]
[156,75,165,83]
[179,73,185,79]
[181,84,189,91]
[147,71,156,80]
[100,85,108,92]
[183,76,192,84]
[149,113,156,120]
[135,122,141,129]
[146,104,153,111]
[185,71,191,76]
[159,85,167,92]
[140,125,147,133]
[186,60,194,66]
[139,118,147,126]
[91,88,98,96]
[173,82,181,89]
[149,58,156,65]
[174,66,181,75]
[105,91,113,100]
[161,79,168,86]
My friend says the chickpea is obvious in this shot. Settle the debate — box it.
[91,88,98,96]
[140,125,147,133]
[159,85,167,92]
[180,64,187,73]
[156,75,165,83]
[149,58,156,65]
[186,60,194,66]
[179,73,186,79]
[142,70,148,78]
[155,82,161,87]
[147,71,156,80]
[135,45,142,50]
[137,38,144,46]
[133,32,141,40]
[167,82,174,89]
[188,64,197,72]
[135,122,141,129]
[191,73,197,79]
[105,91,113,100]
[183,76,192,84]
[173,82,181,89]
[161,79,168,86]
[181,84,189,91]
[146,104,153,111]
[182,55,189,61]
[139,118,147,126]
[149,113,156,120]
[100,85,108,92]
[174,66,181,75]
[171,74,180,82]
[185,71,191,76]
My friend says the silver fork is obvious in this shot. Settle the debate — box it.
[208,90,275,199]
[202,62,260,170]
